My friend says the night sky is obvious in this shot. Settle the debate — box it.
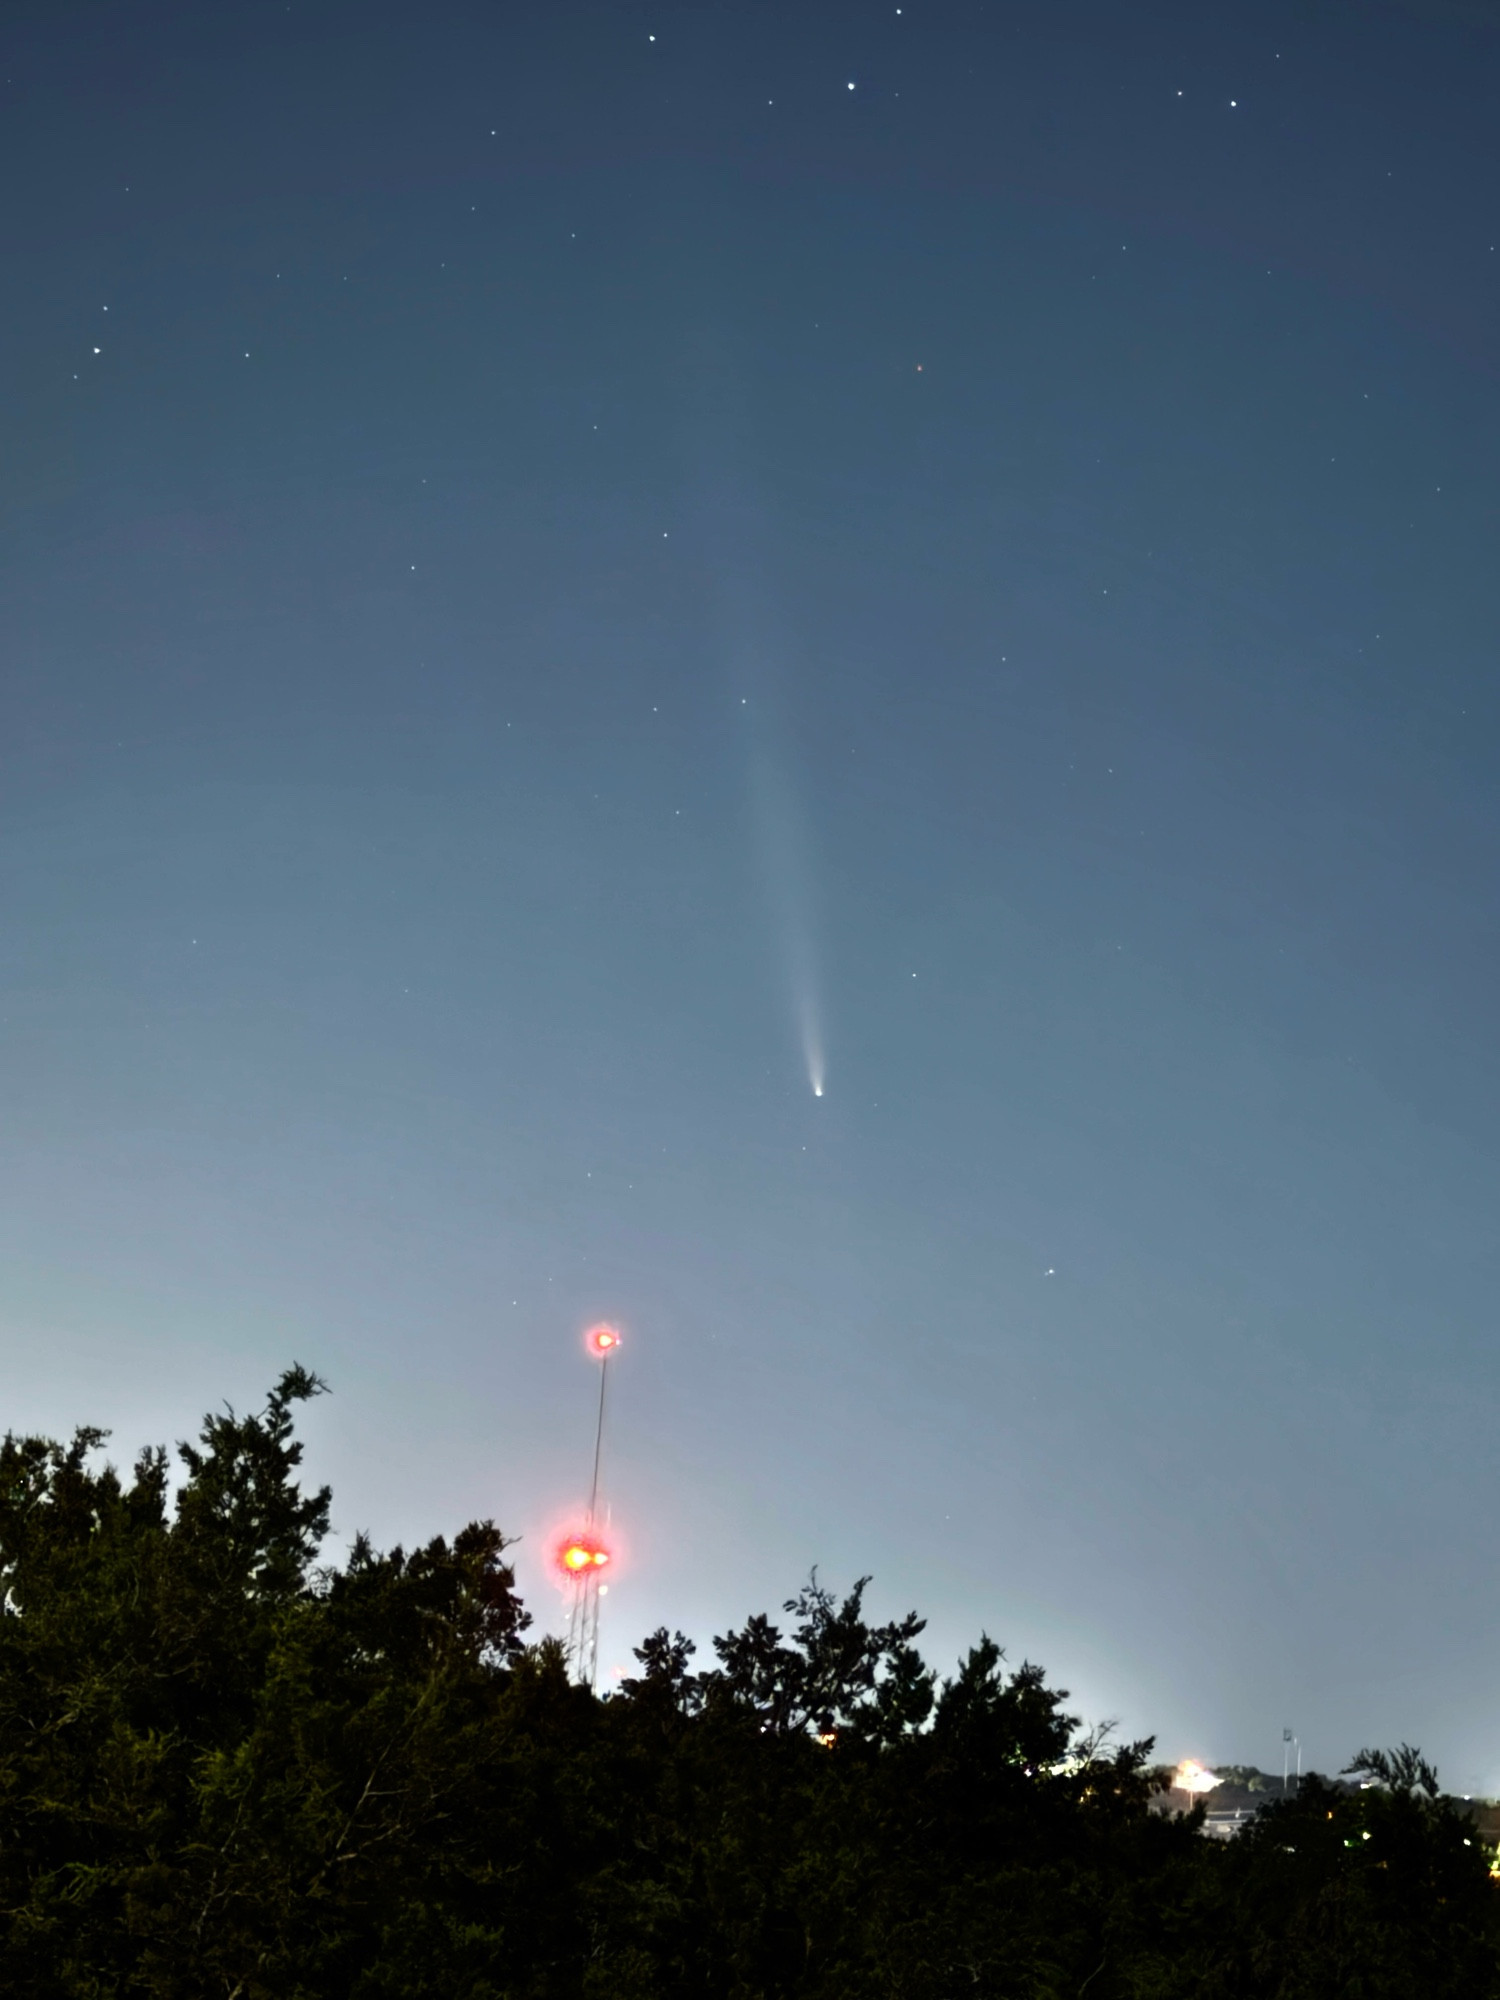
[4,0,1499,1786]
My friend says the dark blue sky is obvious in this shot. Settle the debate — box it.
[3,0,1498,1784]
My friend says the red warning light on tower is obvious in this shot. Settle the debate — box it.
[585,1322,621,1358]
[556,1530,612,1578]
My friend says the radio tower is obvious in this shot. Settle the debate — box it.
[561,1323,620,1689]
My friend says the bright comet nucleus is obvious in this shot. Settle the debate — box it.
[800,992,825,1100]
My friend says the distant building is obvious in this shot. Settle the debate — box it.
[1151,1764,1288,1837]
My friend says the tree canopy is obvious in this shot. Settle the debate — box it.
[1,1372,1494,1997]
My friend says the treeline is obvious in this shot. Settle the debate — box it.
[1,1368,1494,1997]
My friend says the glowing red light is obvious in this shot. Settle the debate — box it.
[585,1322,621,1358]
[555,1531,611,1578]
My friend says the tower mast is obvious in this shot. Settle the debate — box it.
[564,1324,620,1688]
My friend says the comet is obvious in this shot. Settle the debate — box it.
[801,992,826,1097]
[745,726,827,1101]
[683,369,830,1102]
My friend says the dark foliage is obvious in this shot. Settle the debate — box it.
[1,1375,1495,1996]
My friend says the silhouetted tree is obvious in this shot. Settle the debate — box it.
[1344,1741,1443,1798]
[2,1372,1496,1998]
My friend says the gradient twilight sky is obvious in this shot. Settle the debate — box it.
[4,0,1499,1784]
